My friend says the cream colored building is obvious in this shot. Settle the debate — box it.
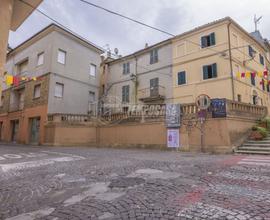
[172,17,270,109]
[0,0,43,97]
[101,40,173,113]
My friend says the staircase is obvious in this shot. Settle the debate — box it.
[235,134,270,155]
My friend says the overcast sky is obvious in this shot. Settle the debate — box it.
[8,0,270,55]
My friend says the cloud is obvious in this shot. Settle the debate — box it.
[8,0,270,56]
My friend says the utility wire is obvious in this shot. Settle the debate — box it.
[17,0,172,77]
[78,0,175,37]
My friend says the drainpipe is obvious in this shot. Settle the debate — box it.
[227,21,235,101]
[134,55,138,104]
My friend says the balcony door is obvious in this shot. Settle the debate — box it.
[150,78,159,97]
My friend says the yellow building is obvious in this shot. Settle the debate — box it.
[172,17,270,110]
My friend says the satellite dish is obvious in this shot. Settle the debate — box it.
[114,48,119,55]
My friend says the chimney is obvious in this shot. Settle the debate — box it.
[145,43,149,48]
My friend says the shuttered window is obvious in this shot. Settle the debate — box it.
[150,48,158,64]
[122,85,130,103]
[201,33,216,48]
[177,71,186,85]
[203,63,217,80]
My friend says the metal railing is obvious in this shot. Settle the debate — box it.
[138,86,165,100]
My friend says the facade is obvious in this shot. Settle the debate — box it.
[0,0,43,99]
[0,24,103,144]
[101,40,173,113]
[172,17,270,109]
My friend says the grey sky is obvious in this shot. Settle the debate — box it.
[8,0,270,55]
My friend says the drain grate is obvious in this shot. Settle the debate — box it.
[109,177,145,188]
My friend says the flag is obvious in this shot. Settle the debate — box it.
[257,72,263,78]
[251,72,256,78]
[32,77,37,81]
[236,72,241,79]
[246,72,251,78]
[264,70,268,77]
[241,72,245,78]
[13,76,20,86]
[6,75,13,86]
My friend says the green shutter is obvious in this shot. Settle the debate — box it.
[210,33,216,46]
[201,36,206,48]
[212,63,217,78]
[203,65,208,80]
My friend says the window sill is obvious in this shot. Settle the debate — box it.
[33,97,41,100]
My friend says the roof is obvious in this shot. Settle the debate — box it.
[10,0,43,31]
[8,23,104,56]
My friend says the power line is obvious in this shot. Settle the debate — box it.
[18,0,104,52]
[17,0,173,77]
[78,0,175,37]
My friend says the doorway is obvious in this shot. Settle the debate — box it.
[11,120,19,142]
[29,117,40,145]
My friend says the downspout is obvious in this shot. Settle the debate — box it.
[227,21,235,101]
[134,55,138,104]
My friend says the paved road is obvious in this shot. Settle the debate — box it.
[0,144,270,220]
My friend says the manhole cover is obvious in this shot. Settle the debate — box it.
[109,177,145,188]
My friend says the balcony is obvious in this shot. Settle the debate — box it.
[9,100,24,112]
[138,86,165,103]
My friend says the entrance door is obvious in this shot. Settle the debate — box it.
[150,78,159,97]
[11,120,19,142]
[29,117,40,144]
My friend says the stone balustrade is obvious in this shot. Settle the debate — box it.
[47,113,92,123]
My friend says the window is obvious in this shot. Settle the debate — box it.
[259,54,265,66]
[122,85,130,103]
[55,83,64,98]
[237,94,242,102]
[150,48,158,64]
[17,59,28,75]
[37,52,44,66]
[123,62,130,75]
[248,45,256,57]
[57,49,66,64]
[251,74,256,86]
[89,91,95,102]
[90,64,96,77]
[262,79,265,91]
[201,33,216,48]
[177,71,186,85]
[33,84,41,99]
[203,63,217,80]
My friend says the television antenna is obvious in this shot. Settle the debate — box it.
[254,15,262,31]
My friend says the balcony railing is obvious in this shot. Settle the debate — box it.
[138,86,165,102]
[9,101,24,112]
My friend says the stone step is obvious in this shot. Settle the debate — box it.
[242,143,270,147]
[234,150,270,155]
[238,146,270,151]
[246,140,270,144]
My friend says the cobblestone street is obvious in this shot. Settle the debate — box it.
[0,145,270,220]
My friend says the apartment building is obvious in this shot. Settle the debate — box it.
[172,17,270,108]
[0,0,43,99]
[101,39,173,113]
[0,24,103,144]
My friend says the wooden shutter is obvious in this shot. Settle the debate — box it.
[212,63,217,78]
[203,65,208,79]
[210,33,216,46]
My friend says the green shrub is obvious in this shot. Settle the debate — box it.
[256,126,268,138]
[252,125,258,131]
